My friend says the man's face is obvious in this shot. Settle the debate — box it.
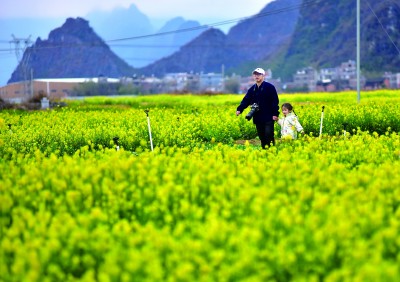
[253,72,264,83]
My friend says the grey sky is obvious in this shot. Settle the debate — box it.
[1,0,273,23]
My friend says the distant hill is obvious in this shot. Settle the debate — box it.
[140,28,233,76]
[151,17,204,62]
[86,4,154,68]
[270,0,400,80]
[141,0,400,79]
[139,0,301,76]
[1,3,203,85]
[86,6,204,68]
[8,0,400,83]
[8,18,136,83]
[0,18,67,85]
[226,0,301,62]
[86,4,154,40]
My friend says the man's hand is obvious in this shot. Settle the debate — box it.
[273,116,278,121]
[236,111,241,116]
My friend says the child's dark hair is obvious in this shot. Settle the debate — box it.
[282,103,293,111]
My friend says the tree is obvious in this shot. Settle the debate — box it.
[224,77,240,94]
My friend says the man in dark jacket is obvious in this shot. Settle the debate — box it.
[236,67,279,148]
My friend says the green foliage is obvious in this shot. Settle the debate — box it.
[265,0,400,81]
[117,84,141,95]
[223,77,241,94]
[72,82,120,96]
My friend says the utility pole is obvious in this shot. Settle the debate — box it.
[356,0,361,102]
[221,64,225,93]
[10,35,33,98]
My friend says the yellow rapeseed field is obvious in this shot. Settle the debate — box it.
[1,90,399,281]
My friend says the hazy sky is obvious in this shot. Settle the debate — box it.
[1,0,273,23]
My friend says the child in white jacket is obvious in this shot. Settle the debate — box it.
[274,103,304,139]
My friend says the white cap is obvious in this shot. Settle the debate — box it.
[252,68,265,75]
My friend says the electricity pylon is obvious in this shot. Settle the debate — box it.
[10,34,33,98]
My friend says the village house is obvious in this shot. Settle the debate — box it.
[291,67,319,92]
[1,62,399,102]
[199,72,224,93]
[384,72,400,89]
[0,77,120,103]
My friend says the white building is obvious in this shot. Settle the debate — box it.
[384,72,400,89]
[338,60,357,80]
[199,72,224,93]
[293,67,318,91]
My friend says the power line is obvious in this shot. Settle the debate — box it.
[108,42,289,48]
[0,0,318,48]
[106,0,319,42]
[9,0,400,79]
[10,35,33,62]
[388,0,400,10]
[9,35,34,96]
[0,41,293,53]
[0,0,318,53]
[366,0,400,55]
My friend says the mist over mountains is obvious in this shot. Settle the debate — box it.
[4,0,400,85]
[140,0,301,76]
[85,5,204,68]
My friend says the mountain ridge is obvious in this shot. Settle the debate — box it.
[139,0,301,76]
[1,3,204,85]
[9,18,136,82]
[268,0,400,79]
[7,0,400,84]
